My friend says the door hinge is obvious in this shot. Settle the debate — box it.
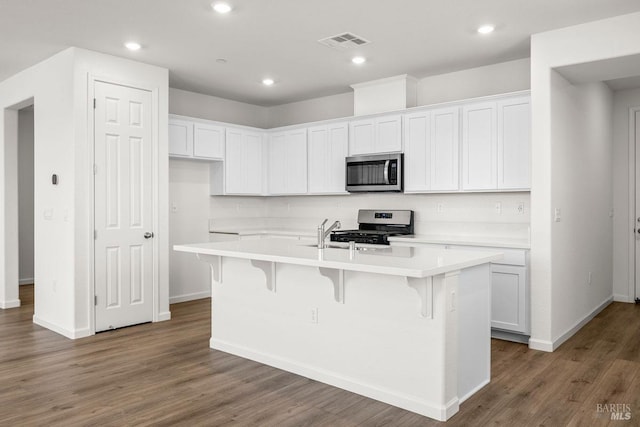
[94,230,97,240]
[93,98,96,109]
[93,164,98,175]
[94,295,98,306]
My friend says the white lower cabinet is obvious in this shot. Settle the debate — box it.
[491,264,528,334]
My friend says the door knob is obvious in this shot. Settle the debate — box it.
[144,232,154,239]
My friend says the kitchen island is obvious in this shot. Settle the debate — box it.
[173,238,501,421]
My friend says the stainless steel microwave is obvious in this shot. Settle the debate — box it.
[345,153,403,192]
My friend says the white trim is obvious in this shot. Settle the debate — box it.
[211,337,459,422]
[528,338,553,352]
[169,291,211,304]
[33,315,92,339]
[19,278,34,285]
[550,296,613,351]
[0,299,21,309]
[633,106,640,302]
[613,293,634,303]
[458,379,490,404]
[89,76,162,332]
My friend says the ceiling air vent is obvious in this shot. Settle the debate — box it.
[318,32,371,50]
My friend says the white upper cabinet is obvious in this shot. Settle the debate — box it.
[268,129,308,195]
[225,127,265,195]
[349,114,402,155]
[462,101,497,190]
[497,97,531,190]
[168,118,193,157]
[308,122,348,194]
[193,122,225,160]
[404,107,459,192]
[169,116,225,160]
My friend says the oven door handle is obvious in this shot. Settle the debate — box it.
[383,160,390,184]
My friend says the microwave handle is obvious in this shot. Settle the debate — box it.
[383,160,390,184]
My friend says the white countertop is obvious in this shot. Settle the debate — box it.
[210,227,316,238]
[389,234,530,249]
[174,238,503,278]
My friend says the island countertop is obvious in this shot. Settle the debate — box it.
[174,238,503,278]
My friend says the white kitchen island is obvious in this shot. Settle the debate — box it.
[173,238,502,421]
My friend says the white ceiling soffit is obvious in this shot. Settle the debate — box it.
[1,0,640,106]
[556,54,640,86]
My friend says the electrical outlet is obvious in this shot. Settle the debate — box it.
[449,290,456,312]
[554,208,561,222]
[517,203,525,215]
[171,203,178,213]
[588,272,592,285]
[437,203,444,213]
[310,307,318,324]
[495,202,502,214]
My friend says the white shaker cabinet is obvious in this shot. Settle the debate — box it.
[225,127,265,195]
[349,114,402,155]
[168,118,193,157]
[404,107,459,192]
[193,122,225,160]
[307,122,348,194]
[491,264,528,334]
[169,117,225,160]
[497,96,531,189]
[268,129,308,195]
[461,101,497,190]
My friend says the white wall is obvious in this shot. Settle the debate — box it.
[417,59,531,106]
[170,88,268,128]
[530,11,640,351]
[549,75,613,344]
[169,159,212,303]
[18,107,34,284]
[267,92,354,128]
[612,87,640,302]
[0,47,170,338]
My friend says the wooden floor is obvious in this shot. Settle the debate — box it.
[1,286,639,426]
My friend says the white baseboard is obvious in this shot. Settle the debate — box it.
[551,296,613,350]
[169,290,211,304]
[0,299,21,309]
[528,338,554,352]
[211,337,459,421]
[459,379,490,404]
[157,311,172,322]
[19,278,34,285]
[33,315,92,339]
[613,293,634,303]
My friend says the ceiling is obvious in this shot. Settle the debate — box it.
[2,0,640,106]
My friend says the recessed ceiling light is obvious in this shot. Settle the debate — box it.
[212,2,232,13]
[125,41,141,51]
[477,25,495,34]
[262,78,275,86]
[352,56,366,65]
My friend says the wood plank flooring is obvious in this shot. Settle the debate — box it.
[1,285,639,426]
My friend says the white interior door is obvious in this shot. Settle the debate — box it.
[94,81,154,331]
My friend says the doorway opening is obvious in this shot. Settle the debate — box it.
[18,105,34,311]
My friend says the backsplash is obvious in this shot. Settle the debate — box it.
[209,192,530,240]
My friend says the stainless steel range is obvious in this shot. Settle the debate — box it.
[330,209,414,245]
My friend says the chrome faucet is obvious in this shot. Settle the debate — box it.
[317,219,341,249]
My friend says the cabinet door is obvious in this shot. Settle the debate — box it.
[430,107,459,191]
[462,102,497,190]
[491,265,528,334]
[349,118,375,155]
[497,97,530,190]
[194,123,225,159]
[286,129,308,194]
[168,119,193,157]
[243,131,264,195]
[268,133,287,194]
[375,114,402,153]
[308,123,348,194]
[403,112,430,192]
[224,128,244,194]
